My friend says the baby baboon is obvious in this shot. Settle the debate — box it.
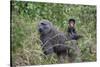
[66,19,82,62]
[38,20,69,63]
[67,19,82,40]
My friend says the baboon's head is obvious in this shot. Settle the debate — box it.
[38,20,53,35]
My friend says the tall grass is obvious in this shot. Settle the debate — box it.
[11,1,96,66]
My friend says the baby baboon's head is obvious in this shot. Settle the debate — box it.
[38,20,53,35]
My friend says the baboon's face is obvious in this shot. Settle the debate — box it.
[38,20,53,35]
[69,21,75,28]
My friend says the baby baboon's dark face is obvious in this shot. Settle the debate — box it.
[38,20,53,35]
[69,21,75,28]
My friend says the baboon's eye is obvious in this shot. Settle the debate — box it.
[41,23,46,25]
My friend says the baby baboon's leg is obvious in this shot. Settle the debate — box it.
[57,53,69,63]
[71,40,81,62]
[58,55,64,63]
[63,54,69,63]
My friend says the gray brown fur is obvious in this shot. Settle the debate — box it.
[38,20,81,63]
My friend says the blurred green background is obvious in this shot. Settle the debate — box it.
[11,1,96,66]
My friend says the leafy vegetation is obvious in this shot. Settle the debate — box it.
[11,1,96,66]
